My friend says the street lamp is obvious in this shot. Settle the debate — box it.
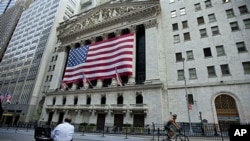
[182,58,193,134]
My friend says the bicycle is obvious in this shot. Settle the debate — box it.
[163,128,189,141]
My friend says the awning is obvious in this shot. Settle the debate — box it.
[2,113,13,116]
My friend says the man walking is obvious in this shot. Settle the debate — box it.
[51,117,74,141]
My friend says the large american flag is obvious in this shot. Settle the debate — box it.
[63,33,134,83]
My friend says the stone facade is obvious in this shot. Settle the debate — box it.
[41,0,250,127]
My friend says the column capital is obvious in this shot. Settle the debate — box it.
[144,19,158,29]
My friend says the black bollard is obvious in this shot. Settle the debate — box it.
[125,126,128,139]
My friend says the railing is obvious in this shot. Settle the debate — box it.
[2,121,248,141]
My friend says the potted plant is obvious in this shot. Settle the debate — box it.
[87,123,96,132]
[78,122,88,132]
[122,123,131,133]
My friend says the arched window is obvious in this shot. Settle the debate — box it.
[52,97,56,105]
[86,96,91,105]
[117,95,123,104]
[101,96,106,104]
[136,95,143,104]
[74,96,78,105]
[215,94,239,123]
[62,96,66,105]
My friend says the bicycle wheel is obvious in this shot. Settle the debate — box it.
[175,134,189,141]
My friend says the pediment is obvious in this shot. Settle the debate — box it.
[58,0,160,40]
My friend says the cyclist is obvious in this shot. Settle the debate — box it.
[164,114,180,141]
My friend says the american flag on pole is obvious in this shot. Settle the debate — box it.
[5,91,11,103]
[60,80,68,90]
[63,33,134,83]
[115,67,123,86]
[82,73,88,89]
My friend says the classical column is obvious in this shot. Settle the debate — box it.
[127,25,136,85]
[94,79,103,89]
[144,20,160,84]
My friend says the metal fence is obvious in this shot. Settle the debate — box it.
[0,121,238,141]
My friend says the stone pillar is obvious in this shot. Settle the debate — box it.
[71,83,78,90]
[74,110,82,124]
[127,25,136,85]
[144,20,160,84]
[94,79,103,89]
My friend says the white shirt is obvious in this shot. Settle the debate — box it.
[51,122,74,141]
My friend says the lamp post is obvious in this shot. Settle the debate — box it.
[182,58,193,134]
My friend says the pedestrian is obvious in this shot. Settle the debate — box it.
[164,114,180,141]
[51,117,74,141]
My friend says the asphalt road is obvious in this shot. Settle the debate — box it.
[0,128,150,141]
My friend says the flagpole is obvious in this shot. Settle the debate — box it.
[182,58,193,134]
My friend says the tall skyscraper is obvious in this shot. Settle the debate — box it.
[0,0,26,62]
[0,0,80,124]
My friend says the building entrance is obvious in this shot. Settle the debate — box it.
[133,114,145,127]
[97,113,105,130]
[215,94,239,124]
[114,114,124,129]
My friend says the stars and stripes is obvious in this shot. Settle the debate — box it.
[63,33,134,83]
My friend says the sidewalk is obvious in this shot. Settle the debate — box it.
[0,128,229,141]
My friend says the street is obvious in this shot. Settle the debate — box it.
[0,128,151,141]
[0,128,230,141]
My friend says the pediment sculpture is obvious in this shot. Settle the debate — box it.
[58,0,160,40]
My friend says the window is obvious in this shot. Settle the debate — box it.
[74,97,78,105]
[200,28,208,37]
[230,22,240,31]
[208,13,216,23]
[174,34,180,43]
[226,9,235,18]
[52,97,56,105]
[171,10,177,18]
[172,23,178,31]
[239,5,249,15]
[180,8,186,15]
[243,19,250,29]
[207,66,216,77]
[216,45,226,56]
[63,97,66,105]
[211,26,220,35]
[197,16,205,25]
[175,52,183,62]
[186,50,194,60]
[205,0,212,8]
[182,21,188,29]
[203,47,212,57]
[101,96,106,104]
[189,68,197,79]
[177,70,184,80]
[194,3,201,11]
[188,94,194,105]
[236,42,247,52]
[86,96,91,105]
[220,64,230,75]
[242,62,250,74]
[184,32,191,41]
[223,0,230,3]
